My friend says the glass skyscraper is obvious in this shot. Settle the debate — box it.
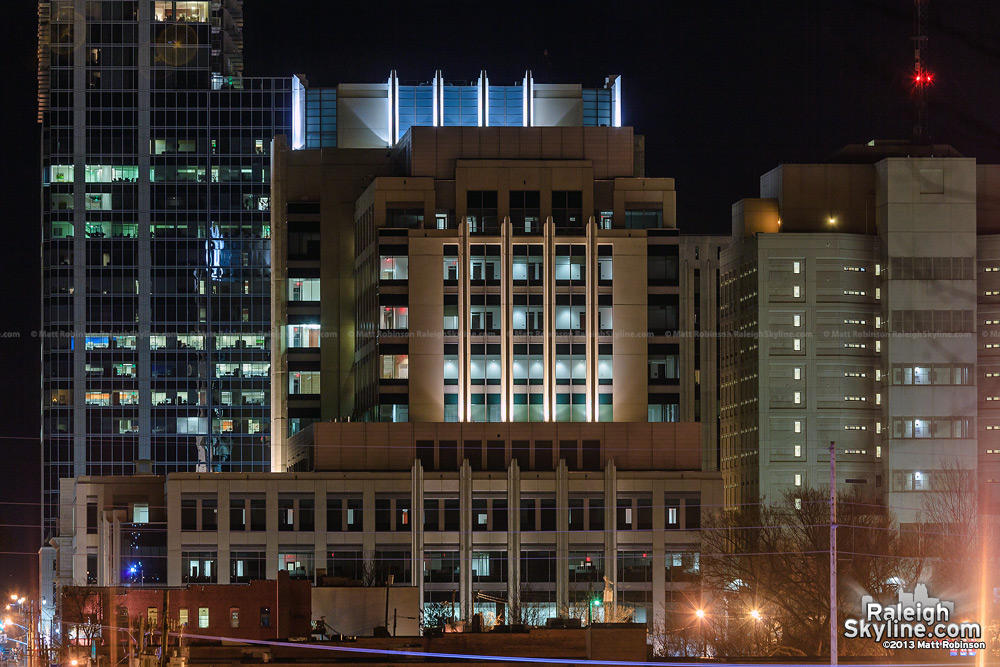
[39,0,289,538]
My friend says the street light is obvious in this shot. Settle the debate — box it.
[750,609,761,621]
[695,608,705,619]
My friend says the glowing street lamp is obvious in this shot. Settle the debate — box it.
[750,609,761,621]
[695,608,705,620]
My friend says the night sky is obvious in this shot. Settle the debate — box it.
[1,0,999,596]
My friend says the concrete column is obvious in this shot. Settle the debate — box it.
[555,460,569,614]
[217,486,231,584]
[650,479,666,633]
[265,481,279,579]
[604,460,617,590]
[506,460,521,616]
[459,460,473,620]
[411,462,424,604]
[314,485,326,582]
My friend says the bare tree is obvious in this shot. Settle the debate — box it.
[917,459,1000,661]
[59,586,104,650]
[700,486,916,658]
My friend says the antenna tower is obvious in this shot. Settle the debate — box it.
[911,0,933,143]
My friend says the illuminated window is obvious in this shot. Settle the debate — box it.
[793,367,801,380]
[793,285,801,298]
[793,338,801,351]
[793,391,801,404]
[198,607,209,628]
[793,314,801,327]
[287,324,320,348]
[793,420,801,433]
[379,354,409,380]
[178,608,188,626]
[794,474,802,487]
[289,372,321,395]
[794,445,802,457]
[379,306,408,330]
[379,256,409,280]
[793,261,801,274]
[794,498,802,510]
[288,278,320,301]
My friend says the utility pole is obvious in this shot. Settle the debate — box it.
[829,440,838,665]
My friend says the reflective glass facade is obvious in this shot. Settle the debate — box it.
[39,0,290,538]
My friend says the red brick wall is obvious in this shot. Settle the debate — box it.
[61,573,311,642]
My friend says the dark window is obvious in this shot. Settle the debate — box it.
[466,191,499,234]
[181,499,197,531]
[534,441,552,470]
[552,191,583,234]
[87,501,98,534]
[520,498,536,531]
[637,497,653,531]
[229,498,246,531]
[259,607,271,628]
[249,499,266,531]
[589,497,605,531]
[201,499,217,531]
[326,497,342,531]
[568,499,585,531]
[444,499,460,531]
[375,499,391,531]
[486,440,505,471]
[521,550,556,582]
[492,499,508,532]
[685,498,701,529]
[424,499,440,531]
[300,499,314,531]
[540,499,557,531]
[559,440,578,470]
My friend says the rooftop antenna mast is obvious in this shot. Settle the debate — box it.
[911,0,933,143]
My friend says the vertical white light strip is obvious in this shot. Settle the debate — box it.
[389,70,398,145]
[477,70,486,127]
[433,70,442,127]
[522,70,530,127]
[528,70,534,126]
[612,75,622,127]
[291,75,305,149]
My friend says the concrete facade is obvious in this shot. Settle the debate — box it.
[53,459,719,633]
[271,127,726,472]
[721,145,1000,520]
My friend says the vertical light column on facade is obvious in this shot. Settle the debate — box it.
[411,462,425,606]
[607,74,622,127]
[543,215,554,420]
[585,218,597,421]
[460,219,470,422]
[291,76,306,149]
[432,70,443,127]
[522,70,532,128]
[478,70,488,127]
[501,216,511,422]
[388,70,399,145]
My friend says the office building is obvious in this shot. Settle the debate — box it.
[721,142,1000,520]
[270,123,725,470]
[38,0,291,541]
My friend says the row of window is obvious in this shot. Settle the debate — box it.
[175,548,700,586]
[180,495,701,533]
